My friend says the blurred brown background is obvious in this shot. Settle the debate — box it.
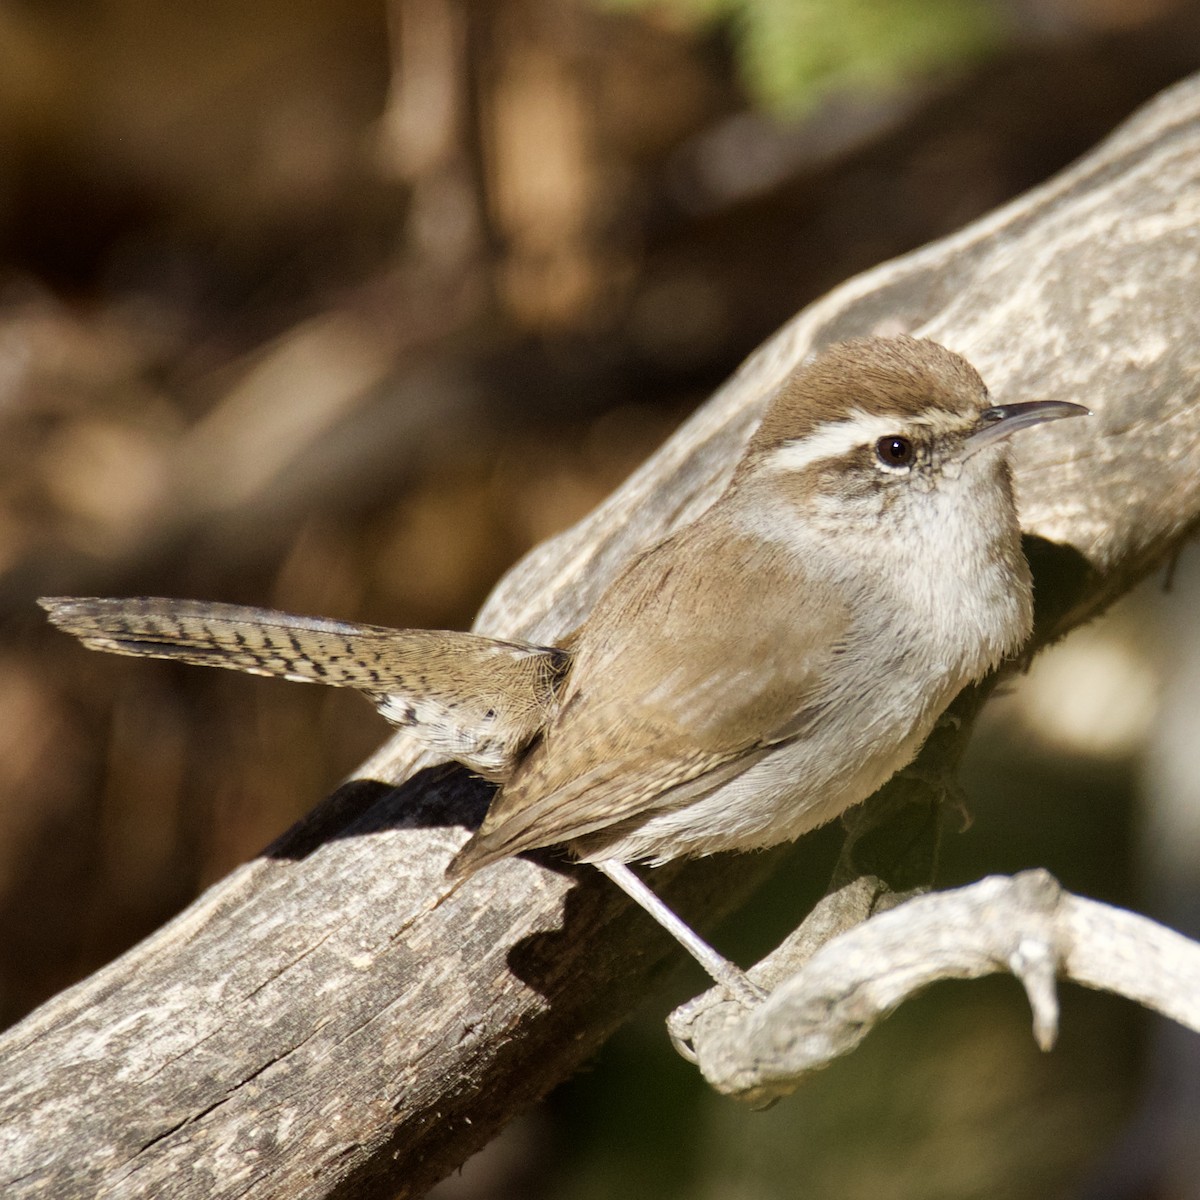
[2,0,1200,1196]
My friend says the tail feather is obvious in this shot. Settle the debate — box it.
[40,596,570,778]
[40,596,427,685]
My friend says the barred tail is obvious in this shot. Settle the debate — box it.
[40,596,416,685]
[40,596,570,778]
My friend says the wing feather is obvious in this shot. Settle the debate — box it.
[450,518,848,874]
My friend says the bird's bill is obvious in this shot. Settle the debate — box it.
[964,400,1091,456]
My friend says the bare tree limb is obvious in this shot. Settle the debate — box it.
[669,871,1200,1109]
[3,72,1200,1200]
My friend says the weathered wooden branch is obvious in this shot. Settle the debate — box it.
[668,871,1200,1108]
[4,72,1200,1200]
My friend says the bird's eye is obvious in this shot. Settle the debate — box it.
[875,435,914,468]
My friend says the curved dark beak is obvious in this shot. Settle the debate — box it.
[965,400,1091,456]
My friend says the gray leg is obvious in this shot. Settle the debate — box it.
[593,860,764,1005]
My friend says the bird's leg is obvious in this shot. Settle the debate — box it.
[593,859,764,1005]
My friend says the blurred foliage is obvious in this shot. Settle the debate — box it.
[601,0,1005,110]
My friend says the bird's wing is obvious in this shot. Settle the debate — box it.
[449,523,848,873]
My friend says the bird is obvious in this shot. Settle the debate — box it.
[41,335,1088,1000]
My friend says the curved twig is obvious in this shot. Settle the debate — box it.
[672,871,1200,1108]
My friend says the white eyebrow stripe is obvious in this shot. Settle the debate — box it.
[765,411,907,473]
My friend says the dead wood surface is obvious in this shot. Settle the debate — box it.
[3,72,1200,1200]
[672,870,1200,1108]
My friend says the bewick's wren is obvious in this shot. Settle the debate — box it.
[41,336,1087,1000]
